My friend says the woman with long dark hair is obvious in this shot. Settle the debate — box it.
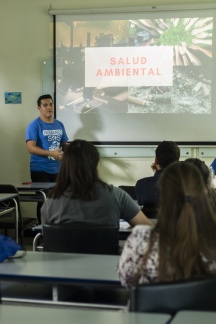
[118,161,216,287]
[41,139,152,227]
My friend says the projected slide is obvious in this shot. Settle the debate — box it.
[56,17,212,114]
[55,10,216,142]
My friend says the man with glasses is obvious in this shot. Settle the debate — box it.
[26,94,68,223]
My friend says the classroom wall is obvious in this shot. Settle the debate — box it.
[0,0,214,198]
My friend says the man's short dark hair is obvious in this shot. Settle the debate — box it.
[37,94,53,107]
[156,141,180,168]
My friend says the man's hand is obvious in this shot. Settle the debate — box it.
[151,162,157,173]
[49,147,63,160]
[27,141,64,160]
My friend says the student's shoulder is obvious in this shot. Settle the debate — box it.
[132,224,152,233]
[131,224,152,240]
[110,185,135,202]
[136,176,154,187]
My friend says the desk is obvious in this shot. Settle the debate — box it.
[0,251,126,308]
[0,251,119,284]
[0,305,171,324]
[119,220,132,240]
[171,311,216,324]
[12,182,55,203]
[0,193,19,242]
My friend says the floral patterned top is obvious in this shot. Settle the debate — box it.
[117,225,158,287]
[117,225,216,288]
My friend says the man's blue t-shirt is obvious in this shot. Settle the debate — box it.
[26,117,69,174]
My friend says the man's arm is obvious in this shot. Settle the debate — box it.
[26,140,63,160]
[128,210,154,227]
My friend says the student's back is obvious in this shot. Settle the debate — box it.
[135,141,180,209]
[41,140,153,228]
[118,162,216,287]
[135,170,162,207]
[42,183,141,227]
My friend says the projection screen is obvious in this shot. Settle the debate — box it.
[53,5,216,144]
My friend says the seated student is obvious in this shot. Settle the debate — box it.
[117,161,216,287]
[210,158,216,176]
[135,141,180,212]
[185,158,216,210]
[41,139,153,228]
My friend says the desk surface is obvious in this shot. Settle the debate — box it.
[171,311,216,324]
[0,251,120,285]
[0,193,18,202]
[11,182,56,190]
[0,304,170,324]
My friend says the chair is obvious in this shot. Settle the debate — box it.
[43,222,120,255]
[119,185,157,218]
[41,223,126,307]
[118,186,137,200]
[129,278,216,316]
[0,184,37,246]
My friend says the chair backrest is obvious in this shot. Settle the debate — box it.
[43,222,119,255]
[129,278,216,315]
[118,186,136,200]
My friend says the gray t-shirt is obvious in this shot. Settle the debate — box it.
[41,184,140,227]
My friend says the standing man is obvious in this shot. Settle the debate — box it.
[26,94,69,223]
